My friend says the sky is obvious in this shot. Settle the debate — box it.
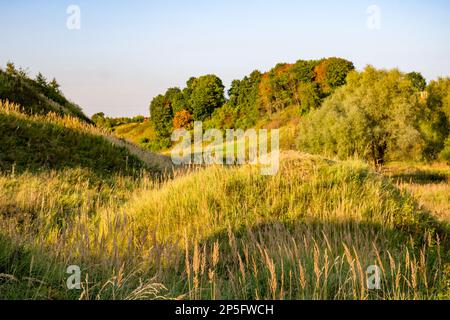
[1,0,449,117]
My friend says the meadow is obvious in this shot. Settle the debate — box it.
[0,101,448,300]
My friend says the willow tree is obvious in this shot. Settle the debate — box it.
[298,66,424,167]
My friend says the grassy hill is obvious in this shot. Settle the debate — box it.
[0,100,154,179]
[113,120,159,150]
[0,143,448,299]
[0,68,91,123]
[0,63,449,300]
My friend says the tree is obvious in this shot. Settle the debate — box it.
[165,87,187,114]
[406,72,427,92]
[35,72,47,87]
[421,78,450,160]
[17,67,29,79]
[298,66,424,168]
[257,58,353,115]
[49,78,61,92]
[314,57,355,95]
[91,112,107,127]
[188,75,225,121]
[295,82,321,115]
[6,61,16,75]
[173,109,193,129]
[150,94,173,144]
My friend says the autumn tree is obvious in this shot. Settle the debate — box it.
[6,61,16,75]
[173,109,193,129]
[314,57,354,95]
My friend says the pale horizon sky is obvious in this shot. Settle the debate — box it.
[1,0,449,117]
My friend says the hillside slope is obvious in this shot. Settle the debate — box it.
[0,68,91,123]
[0,148,447,299]
[0,100,154,177]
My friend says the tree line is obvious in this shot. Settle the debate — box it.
[149,57,355,148]
[298,66,450,166]
[148,57,450,166]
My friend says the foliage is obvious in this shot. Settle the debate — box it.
[149,94,174,148]
[148,75,225,148]
[0,63,90,123]
[313,57,355,95]
[165,87,188,114]
[146,58,354,149]
[441,137,450,164]
[91,112,145,129]
[298,66,425,167]
[420,78,450,160]
[173,109,193,129]
[407,72,427,92]
[213,70,262,129]
[257,58,353,116]
[187,75,225,121]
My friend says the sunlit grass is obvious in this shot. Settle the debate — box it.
[0,102,448,300]
[1,153,448,299]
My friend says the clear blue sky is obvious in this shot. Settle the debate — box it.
[1,0,449,117]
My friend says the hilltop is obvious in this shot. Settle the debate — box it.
[0,100,168,178]
[0,63,91,123]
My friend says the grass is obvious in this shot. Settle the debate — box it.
[0,151,448,299]
[0,100,149,178]
[113,121,160,151]
[0,69,91,123]
[384,162,450,224]
[0,102,448,300]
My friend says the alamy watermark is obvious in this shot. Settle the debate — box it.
[66,5,81,30]
[171,122,280,176]
[66,265,81,290]
[366,265,382,290]
[367,5,381,30]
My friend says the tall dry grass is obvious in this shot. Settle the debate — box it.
[0,150,448,299]
[0,102,448,299]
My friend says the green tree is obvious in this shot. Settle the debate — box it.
[35,72,47,87]
[165,87,187,114]
[49,78,61,92]
[150,94,173,145]
[314,57,355,95]
[91,112,106,126]
[188,75,225,121]
[298,66,424,167]
[406,72,427,92]
[421,78,450,160]
[295,82,321,115]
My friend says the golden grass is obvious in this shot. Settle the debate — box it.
[384,162,450,223]
[0,102,448,300]
[0,153,448,299]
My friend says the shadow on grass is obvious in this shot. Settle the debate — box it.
[389,171,449,185]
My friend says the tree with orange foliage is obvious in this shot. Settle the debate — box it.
[314,57,354,95]
[173,109,193,129]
